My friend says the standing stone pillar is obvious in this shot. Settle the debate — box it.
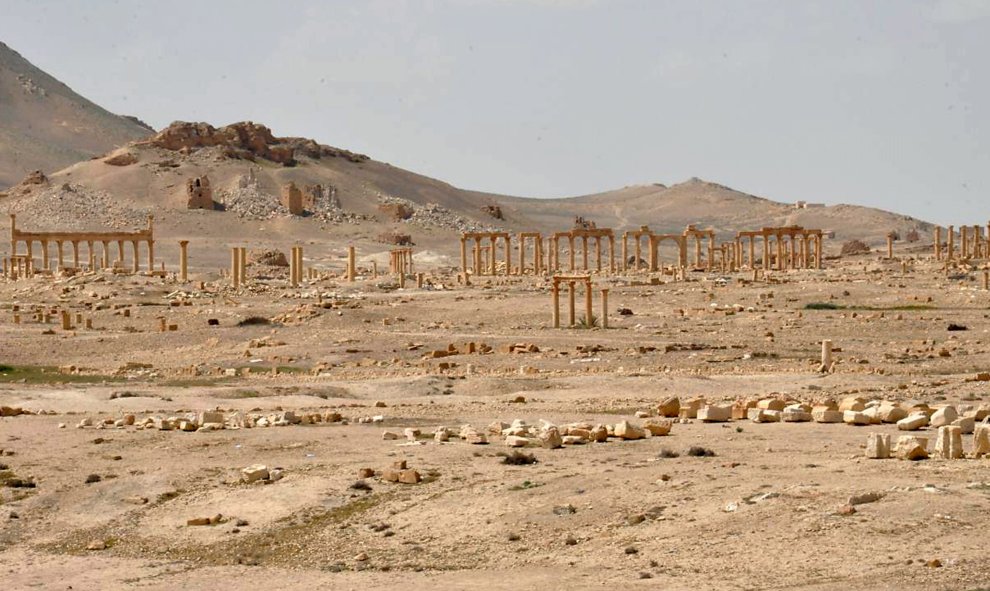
[600,288,609,329]
[72,241,80,269]
[621,234,628,271]
[231,247,241,289]
[178,241,189,282]
[568,236,576,271]
[88,241,95,271]
[489,237,497,276]
[934,227,942,260]
[634,236,642,271]
[947,225,955,260]
[816,235,823,269]
[61,310,71,330]
[55,241,64,270]
[820,340,833,372]
[148,240,155,272]
[239,247,247,284]
[984,270,989,291]
[473,237,482,275]
[551,282,560,328]
[567,281,576,326]
[132,240,140,273]
[41,241,50,271]
[886,234,894,259]
[518,237,526,275]
[460,237,468,274]
[347,246,356,281]
[762,234,771,270]
[584,280,593,325]
[115,240,124,268]
[536,237,543,274]
[580,236,588,271]
[594,237,602,272]
[961,226,969,258]
[608,235,615,273]
[503,236,511,276]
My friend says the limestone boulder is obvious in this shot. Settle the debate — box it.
[895,436,929,461]
[896,413,929,431]
[930,406,959,428]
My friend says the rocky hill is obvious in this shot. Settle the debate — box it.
[0,41,153,189]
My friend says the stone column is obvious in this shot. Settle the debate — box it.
[821,340,833,372]
[178,241,189,281]
[568,236,576,271]
[55,240,64,270]
[600,287,609,329]
[762,234,770,270]
[581,236,589,271]
[707,234,715,271]
[886,234,894,259]
[87,241,95,271]
[473,237,482,275]
[608,235,615,273]
[489,237,497,276]
[148,240,155,272]
[961,226,969,258]
[503,236,511,276]
[567,281,576,326]
[132,240,140,273]
[460,237,468,274]
[982,270,988,290]
[584,280,593,325]
[621,234,628,271]
[25,241,33,277]
[72,241,80,269]
[634,236,642,271]
[947,225,954,260]
[536,237,543,274]
[347,246,356,281]
[594,237,602,272]
[231,247,241,289]
[519,236,526,275]
[61,310,71,330]
[41,241,50,271]
[551,282,560,328]
[239,247,247,284]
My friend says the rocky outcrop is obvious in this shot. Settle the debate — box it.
[140,121,370,166]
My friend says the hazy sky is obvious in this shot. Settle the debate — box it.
[3,0,988,224]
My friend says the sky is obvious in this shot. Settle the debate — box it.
[2,0,988,224]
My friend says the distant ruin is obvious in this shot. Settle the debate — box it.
[185,176,214,210]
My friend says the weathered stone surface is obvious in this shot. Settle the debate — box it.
[897,413,929,431]
[782,409,812,422]
[877,403,907,423]
[657,397,680,417]
[398,469,421,484]
[505,435,530,447]
[866,433,891,459]
[241,464,269,483]
[757,398,786,411]
[930,406,959,428]
[643,419,672,436]
[748,408,781,423]
[540,426,563,449]
[843,410,871,426]
[812,408,844,423]
[972,424,990,458]
[951,416,975,434]
[933,426,963,459]
[895,435,929,461]
[838,397,867,412]
[614,420,645,440]
[698,404,732,423]
[589,425,609,443]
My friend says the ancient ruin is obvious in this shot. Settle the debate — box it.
[185,176,214,210]
[7,214,156,278]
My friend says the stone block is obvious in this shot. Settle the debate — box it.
[877,403,907,424]
[866,433,891,459]
[504,435,530,447]
[614,420,645,440]
[843,410,871,426]
[972,424,990,458]
[398,469,421,484]
[838,397,867,412]
[812,408,844,423]
[540,426,563,449]
[896,413,929,431]
[933,426,963,459]
[748,408,781,423]
[698,404,732,423]
[952,416,975,435]
[241,464,269,483]
[657,397,680,418]
[757,398,786,411]
[930,406,959,428]
[643,419,672,436]
[782,409,812,422]
[895,435,929,461]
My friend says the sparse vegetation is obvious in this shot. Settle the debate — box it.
[500,450,538,465]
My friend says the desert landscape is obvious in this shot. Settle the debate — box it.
[1,27,989,591]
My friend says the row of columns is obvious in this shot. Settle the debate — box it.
[4,238,155,279]
[548,234,615,273]
[549,276,609,329]
[736,233,822,270]
[934,224,990,260]
[460,234,511,276]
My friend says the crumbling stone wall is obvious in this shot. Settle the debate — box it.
[186,176,214,210]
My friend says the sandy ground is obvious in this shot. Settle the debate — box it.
[2,248,989,590]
